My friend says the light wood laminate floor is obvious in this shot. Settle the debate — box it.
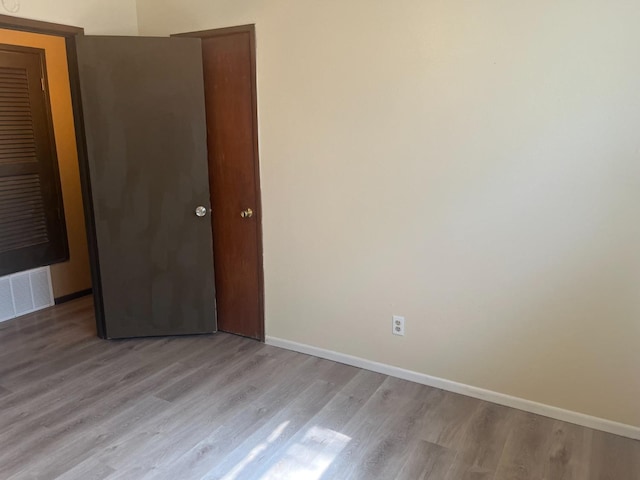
[0,297,638,479]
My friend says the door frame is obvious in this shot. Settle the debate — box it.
[0,14,107,337]
[175,24,265,342]
[1,16,266,342]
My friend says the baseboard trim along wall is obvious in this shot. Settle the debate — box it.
[265,336,640,441]
[54,288,93,305]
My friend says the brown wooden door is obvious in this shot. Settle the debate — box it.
[199,26,264,340]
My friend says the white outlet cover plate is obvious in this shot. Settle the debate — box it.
[392,315,405,336]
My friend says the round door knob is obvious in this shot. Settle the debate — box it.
[240,208,253,218]
[195,206,208,217]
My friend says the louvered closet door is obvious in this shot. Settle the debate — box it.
[0,44,68,276]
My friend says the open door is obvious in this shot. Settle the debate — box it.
[75,36,216,339]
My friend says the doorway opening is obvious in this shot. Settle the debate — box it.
[0,16,93,323]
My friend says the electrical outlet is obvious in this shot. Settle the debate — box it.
[392,315,405,336]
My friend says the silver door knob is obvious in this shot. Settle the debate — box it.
[195,206,208,217]
[240,208,253,218]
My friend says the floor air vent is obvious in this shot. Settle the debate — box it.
[0,267,54,323]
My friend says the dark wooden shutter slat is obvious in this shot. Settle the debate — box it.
[1,228,48,240]
[0,144,37,152]
[0,236,49,254]
[0,103,31,113]
[0,149,36,156]
[1,222,48,238]
[0,90,29,97]
[0,121,32,126]
[0,131,33,136]
[0,83,28,90]
[0,182,42,193]
[0,186,43,198]
[0,127,35,133]
[0,99,30,105]
[0,218,47,231]
[0,201,47,215]
[0,207,47,222]
[0,134,36,141]
[0,94,29,100]
[0,173,50,254]
[0,152,37,161]
[0,112,32,118]
[0,85,28,91]
[0,147,36,154]
[0,143,36,151]
[0,68,27,76]
[0,151,37,159]
[0,98,31,107]
[0,151,36,157]
[0,175,40,185]
[0,191,47,206]
[0,158,37,165]
[0,69,38,164]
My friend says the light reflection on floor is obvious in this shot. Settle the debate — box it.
[220,423,352,480]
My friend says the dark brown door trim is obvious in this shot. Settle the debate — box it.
[175,24,256,39]
[0,14,108,338]
[0,14,83,36]
[175,25,265,341]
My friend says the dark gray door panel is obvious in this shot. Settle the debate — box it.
[76,36,216,338]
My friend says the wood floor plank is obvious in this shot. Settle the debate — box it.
[317,377,436,480]
[0,297,638,480]
[10,396,173,480]
[205,379,349,480]
[97,347,304,477]
[396,440,457,480]
[0,362,190,478]
[139,356,327,480]
[0,384,12,398]
[53,458,115,480]
[444,461,496,480]
[231,370,376,480]
[0,340,149,433]
[493,411,556,480]
[418,389,481,449]
[0,299,94,357]
[140,374,316,480]
[0,335,215,436]
[451,401,515,473]
[587,429,640,480]
[542,420,592,480]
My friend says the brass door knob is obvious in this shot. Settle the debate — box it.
[240,208,253,218]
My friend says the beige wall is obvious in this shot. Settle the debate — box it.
[137,0,640,428]
[0,29,91,298]
[2,0,138,35]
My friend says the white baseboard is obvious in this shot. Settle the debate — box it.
[265,336,640,441]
